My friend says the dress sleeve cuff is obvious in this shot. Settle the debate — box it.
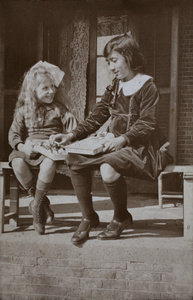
[12,139,24,150]
[121,134,131,146]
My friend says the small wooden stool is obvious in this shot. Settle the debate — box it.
[158,165,193,240]
[158,165,193,208]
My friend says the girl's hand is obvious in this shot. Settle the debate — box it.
[17,140,38,158]
[102,136,127,153]
[49,133,74,146]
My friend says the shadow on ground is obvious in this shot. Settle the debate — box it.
[4,216,183,239]
[4,193,183,241]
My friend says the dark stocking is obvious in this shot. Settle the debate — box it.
[70,168,95,219]
[103,176,129,222]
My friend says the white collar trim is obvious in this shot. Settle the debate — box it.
[118,74,153,96]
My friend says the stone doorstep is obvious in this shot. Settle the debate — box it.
[2,194,185,248]
[1,195,192,300]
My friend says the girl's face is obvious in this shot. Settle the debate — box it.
[35,77,56,104]
[106,50,134,82]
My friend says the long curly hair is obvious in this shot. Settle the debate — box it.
[14,65,55,128]
[103,32,145,74]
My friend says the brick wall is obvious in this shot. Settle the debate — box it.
[178,3,193,165]
[0,239,192,300]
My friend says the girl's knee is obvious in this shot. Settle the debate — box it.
[12,158,26,171]
[40,158,56,172]
[100,163,120,183]
[39,158,56,182]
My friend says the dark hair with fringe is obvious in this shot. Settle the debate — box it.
[103,33,145,73]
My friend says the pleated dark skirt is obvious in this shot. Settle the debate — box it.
[66,144,158,180]
[9,150,46,167]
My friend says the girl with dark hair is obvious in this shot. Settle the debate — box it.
[50,33,172,244]
[8,61,77,235]
[103,32,145,73]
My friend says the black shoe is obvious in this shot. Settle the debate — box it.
[71,213,100,245]
[97,213,133,240]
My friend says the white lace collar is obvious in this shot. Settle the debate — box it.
[118,73,153,96]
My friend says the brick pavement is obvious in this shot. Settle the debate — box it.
[0,193,192,300]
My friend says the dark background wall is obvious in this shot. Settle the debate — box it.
[178,3,193,165]
[1,0,193,166]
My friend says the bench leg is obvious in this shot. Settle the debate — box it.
[0,170,5,233]
[183,173,193,240]
[9,174,19,227]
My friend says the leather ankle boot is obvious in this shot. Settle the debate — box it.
[44,196,54,224]
[28,188,54,225]
[29,189,46,235]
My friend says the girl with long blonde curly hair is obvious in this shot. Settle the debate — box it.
[9,61,77,235]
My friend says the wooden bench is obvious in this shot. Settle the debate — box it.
[158,165,193,240]
[1,162,193,240]
[0,161,70,233]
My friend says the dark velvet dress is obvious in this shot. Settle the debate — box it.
[9,101,77,166]
[66,75,173,180]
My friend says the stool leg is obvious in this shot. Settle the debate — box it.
[183,173,193,240]
[158,173,163,209]
[0,169,5,233]
[9,174,19,227]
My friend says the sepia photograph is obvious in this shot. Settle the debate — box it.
[0,0,193,299]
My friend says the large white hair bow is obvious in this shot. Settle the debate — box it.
[31,61,65,87]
